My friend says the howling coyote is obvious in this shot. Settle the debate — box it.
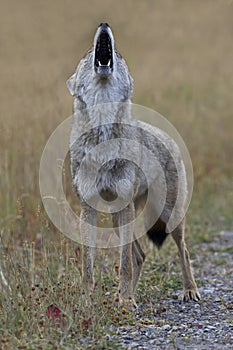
[67,23,200,306]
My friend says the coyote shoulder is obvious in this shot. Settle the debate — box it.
[67,23,200,306]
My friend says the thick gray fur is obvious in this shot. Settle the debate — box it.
[67,23,200,306]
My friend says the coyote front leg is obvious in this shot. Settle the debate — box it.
[80,202,97,294]
[113,203,136,306]
[112,219,145,297]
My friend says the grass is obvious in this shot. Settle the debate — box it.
[0,0,233,348]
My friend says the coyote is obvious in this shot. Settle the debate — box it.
[67,23,200,306]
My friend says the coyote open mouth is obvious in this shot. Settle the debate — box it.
[94,23,113,76]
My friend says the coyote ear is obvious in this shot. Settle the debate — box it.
[66,72,78,96]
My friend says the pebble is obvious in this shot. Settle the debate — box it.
[161,324,171,331]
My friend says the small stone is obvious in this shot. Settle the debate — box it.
[207,325,216,331]
[162,324,171,331]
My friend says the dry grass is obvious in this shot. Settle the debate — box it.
[0,0,232,348]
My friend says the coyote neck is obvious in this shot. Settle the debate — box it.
[87,78,129,107]
[74,79,133,127]
[90,102,131,125]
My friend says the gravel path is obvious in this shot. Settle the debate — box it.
[113,231,233,349]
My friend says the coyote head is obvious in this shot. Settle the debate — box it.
[67,23,133,106]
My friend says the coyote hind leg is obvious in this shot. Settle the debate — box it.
[131,237,145,292]
[172,220,200,301]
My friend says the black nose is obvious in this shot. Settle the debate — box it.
[99,22,109,29]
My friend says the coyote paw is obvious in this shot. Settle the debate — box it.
[180,289,201,302]
[119,296,138,309]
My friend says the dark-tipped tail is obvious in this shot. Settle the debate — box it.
[146,218,169,248]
